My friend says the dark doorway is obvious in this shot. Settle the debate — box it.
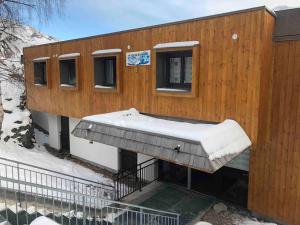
[60,116,70,153]
[158,160,248,208]
[158,160,187,187]
[120,149,137,171]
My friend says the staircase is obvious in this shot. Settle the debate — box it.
[0,158,179,225]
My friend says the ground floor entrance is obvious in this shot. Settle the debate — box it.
[60,116,70,153]
[158,160,248,207]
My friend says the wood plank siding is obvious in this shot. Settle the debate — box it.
[24,7,300,224]
[24,8,270,143]
[248,39,300,225]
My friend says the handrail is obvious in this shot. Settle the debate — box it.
[0,176,180,217]
[114,157,156,178]
[0,156,114,188]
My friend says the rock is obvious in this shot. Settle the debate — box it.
[194,222,212,225]
[213,202,228,213]
[3,109,12,114]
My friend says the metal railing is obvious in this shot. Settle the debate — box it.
[113,159,159,200]
[0,156,115,201]
[0,173,179,225]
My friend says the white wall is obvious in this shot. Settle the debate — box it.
[137,153,157,181]
[31,111,49,132]
[48,113,61,150]
[69,118,120,172]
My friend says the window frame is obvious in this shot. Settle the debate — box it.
[92,52,121,93]
[32,58,50,88]
[152,45,199,98]
[58,56,79,91]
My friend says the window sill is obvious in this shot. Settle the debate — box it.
[60,84,78,91]
[154,87,195,98]
[94,85,119,93]
[34,83,48,87]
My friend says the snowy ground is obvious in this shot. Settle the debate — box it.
[0,141,113,185]
[197,203,277,225]
[0,140,115,200]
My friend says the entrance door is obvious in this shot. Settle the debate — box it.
[120,149,137,171]
[60,116,70,153]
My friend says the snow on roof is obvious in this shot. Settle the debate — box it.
[92,48,122,55]
[83,108,251,160]
[153,41,199,49]
[58,53,80,59]
[32,56,50,62]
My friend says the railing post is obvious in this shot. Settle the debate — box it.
[17,162,21,205]
[82,196,86,225]
[177,214,180,225]
[140,208,143,225]
[139,164,142,192]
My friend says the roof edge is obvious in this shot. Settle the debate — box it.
[24,6,274,50]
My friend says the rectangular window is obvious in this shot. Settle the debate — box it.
[59,59,76,86]
[94,56,116,87]
[34,61,47,85]
[156,50,192,91]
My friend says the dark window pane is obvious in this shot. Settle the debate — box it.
[184,56,192,84]
[34,61,47,85]
[169,57,181,84]
[104,59,115,85]
[156,50,192,92]
[60,59,76,86]
[94,56,116,87]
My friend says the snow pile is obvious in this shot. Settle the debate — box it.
[0,22,57,147]
[84,108,251,160]
[0,81,31,144]
[30,216,59,225]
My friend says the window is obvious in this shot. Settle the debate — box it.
[94,56,116,88]
[156,50,192,91]
[34,61,47,85]
[59,59,76,87]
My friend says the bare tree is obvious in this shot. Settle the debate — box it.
[0,0,64,82]
[0,0,64,146]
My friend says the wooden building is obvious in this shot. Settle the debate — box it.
[23,6,300,225]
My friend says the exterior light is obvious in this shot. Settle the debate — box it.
[174,145,181,152]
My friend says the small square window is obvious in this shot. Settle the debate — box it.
[94,56,116,87]
[156,50,192,91]
[34,61,47,85]
[60,59,76,86]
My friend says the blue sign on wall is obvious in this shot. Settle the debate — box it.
[126,50,151,66]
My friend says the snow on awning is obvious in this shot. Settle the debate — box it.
[72,109,251,173]
[58,53,80,59]
[92,49,122,56]
[153,41,199,49]
[32,57,50,62]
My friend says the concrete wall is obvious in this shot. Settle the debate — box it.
[48,113,61,150]
[69,118,120,172]
[31,111,49,132]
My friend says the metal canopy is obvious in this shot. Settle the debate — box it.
[72,114,251,173]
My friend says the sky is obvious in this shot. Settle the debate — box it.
[27,0,300,41]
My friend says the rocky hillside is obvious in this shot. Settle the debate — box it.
[0,22,56,147]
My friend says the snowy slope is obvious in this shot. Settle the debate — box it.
[0,22,57,146]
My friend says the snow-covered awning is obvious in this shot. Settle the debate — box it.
[58,53,80,59]
[92,49,122,56]
[72,109,251,173]
[153,41,199,49]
